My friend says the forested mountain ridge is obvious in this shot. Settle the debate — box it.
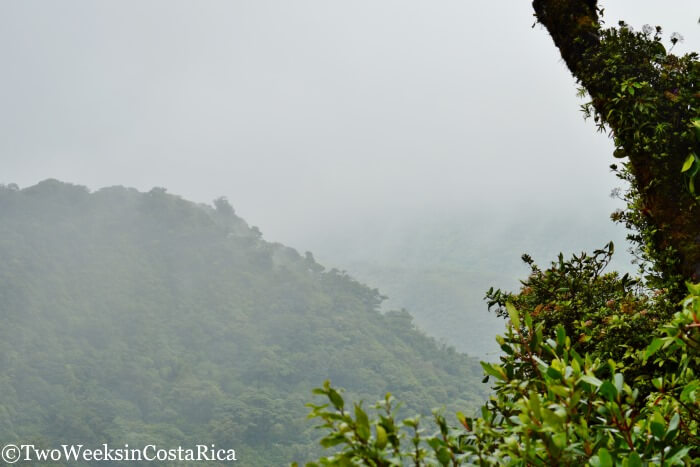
[0,179,486,465]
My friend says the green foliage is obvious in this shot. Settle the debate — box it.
[484,244,678,387]
[303,284,699,465]
[574,16,700,284]
[579,23,700,198]
[0,180,487,466]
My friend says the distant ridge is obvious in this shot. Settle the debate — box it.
[0,179,487,466]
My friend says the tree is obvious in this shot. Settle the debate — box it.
[532,0,699,286]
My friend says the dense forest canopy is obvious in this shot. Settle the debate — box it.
[0,180,488,466]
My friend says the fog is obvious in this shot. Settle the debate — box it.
[2,3,699,463]
[1,0,697,261]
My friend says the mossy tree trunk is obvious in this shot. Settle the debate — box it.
[532,0,700,284]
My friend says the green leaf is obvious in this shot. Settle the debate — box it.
[597,447,612,467]
[546,366,563,380]
[650,422,665,439]
[541,407,562,426]
[481,362,507,381]
[550,385,569,398]
[599,380,617,401]
[644,338,663,361]
[580,375,603,387]
[552,432,567,449]
[681,153,695,172]
[556,325,566,348]
[403,417,419,429]
[680,380,698,403]
[613,373,624,393]
[688,281,700,296]
[650,412,665,439]
[375,425,388,449]
[665,412,679,438]
[666,446,692,464]
[690,174,696,195]
[506,302,520,329]
[436,447,451,466]
[426,438,442,450]
[328,388,344,411]
[354,404,370,442]
[692,119,700,139]
[627,451,642,467]
[456,411,470,430]
[528,391,541,417]
[320,434,347,448]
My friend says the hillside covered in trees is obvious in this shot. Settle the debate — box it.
[0,179,488,466]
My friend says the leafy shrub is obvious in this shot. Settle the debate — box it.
[300,283,698,465]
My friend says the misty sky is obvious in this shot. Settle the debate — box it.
[1,1,698,250]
